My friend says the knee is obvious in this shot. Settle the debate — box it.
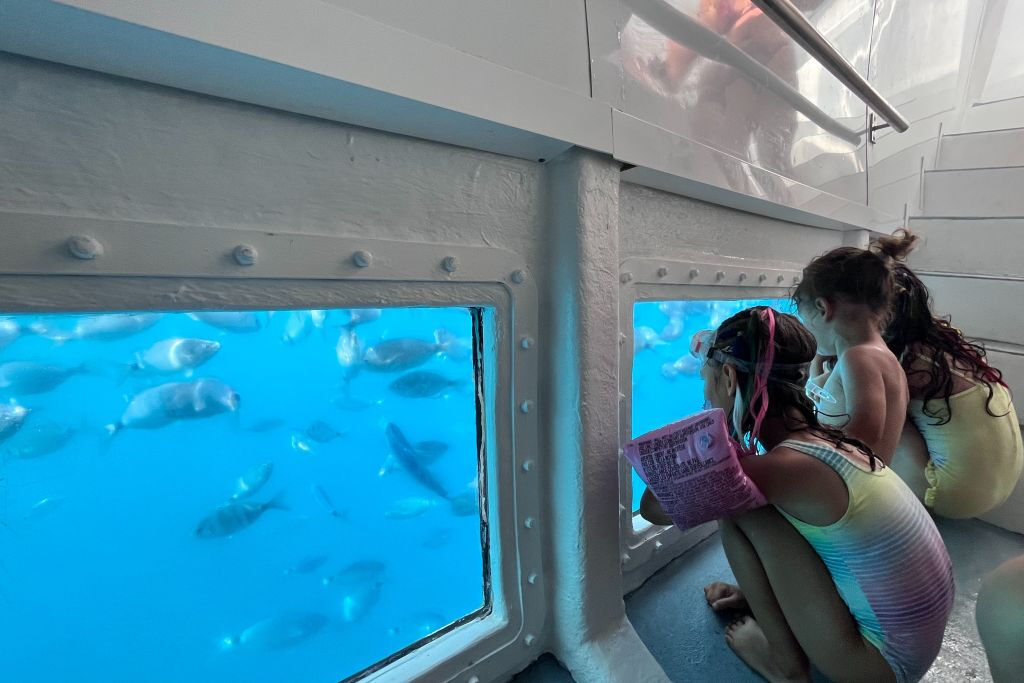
[977,556,1024,680]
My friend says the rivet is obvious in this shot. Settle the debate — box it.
[654,540,665,551]
[758,273,768,284]
[793,276,801,284]
[233,244,257,266]
[620,272,633,284]
[520,336,534,350]
[738,272,748,282]
[618,447,625,456]
[468,677,481,683]
[511,269,527,284]
[657,266,669,278]
[619,333,627,346]
[689,268,700,279]
[520,400,533,414]
[619,503,627,513]
[522,459,534,472]
[66,235,103,260]
[524,517,535,529]
[442,255,459,273]
[619,392,626,402]
[777,274,786,284]
[352,250,373,268]
[524,634,536,647]
[621,553,631,566]
[715,271,726,281]
[527,572,538,585]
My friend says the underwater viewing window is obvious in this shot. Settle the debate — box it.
[0,306,487,683]
[630,298,791,515]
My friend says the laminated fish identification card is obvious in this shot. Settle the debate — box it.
[625,408,766,530]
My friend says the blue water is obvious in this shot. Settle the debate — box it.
[0,308,484,682]
[630,298,791,513]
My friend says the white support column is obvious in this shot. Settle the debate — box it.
[542,148,669,682]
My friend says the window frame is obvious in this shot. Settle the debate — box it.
[617,256,802,592]
[0,213,543,683]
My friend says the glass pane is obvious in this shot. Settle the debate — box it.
[630,298,791,514]
[0,307,485,682]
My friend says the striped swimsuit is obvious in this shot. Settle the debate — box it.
[777,440,955,683]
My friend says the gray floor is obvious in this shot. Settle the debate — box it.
[513,518,1024,682]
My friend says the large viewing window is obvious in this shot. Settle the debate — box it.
[0,306,486,682]
[630,298,791,513]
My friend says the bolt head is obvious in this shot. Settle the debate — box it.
[620,272,633,284]
[715,271,726,281]
[520,336,534,350]
[520,399,533,414]
[654,540,665,551]
[657,267,669,277]
[793,276,801,284]
[527,572,538,585]
[620,553,631,566]
[777,274,786,283]
[524,517,535,529]
[233,244,257,266]
[510,269,527,284]
[352,250,373,268]
[738,272,748,282]
[522,459,534,472]
[66,235,103,260]
[468,677,480,683]
[689,268,700,279]
[442,255,459,273]
[524,634,536,647]
[758,273,768,283]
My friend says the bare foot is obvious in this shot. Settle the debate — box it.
[725,616,810,683]
[704,581,748,612]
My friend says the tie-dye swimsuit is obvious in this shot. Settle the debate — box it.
[777,440,955,683]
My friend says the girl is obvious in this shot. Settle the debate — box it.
[642,308,954,682]
[793,234,917,464]
[885,262,1023,518]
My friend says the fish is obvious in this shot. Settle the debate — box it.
[342,309,382,328]
[335,328,362,377]
[362,329,458,373]
[132,338,220,376]
[188,311,264,333]
[5,420,75,459]
[245,418,286,433]
[283,554,329,576]
[388,371,460,399]
[384,497,438,519]
[29,313,161,342]
[311,484,346,519]
[378,439,448,477]
[0,319,20,349]
[322,560,386,588]
[661,355,702,380]
[291,434,317,454]
[231,463,274,500]
[658,301,687,318]
[0,361,86,395]
[282,310,326,344]
[448,490,479,517]
[341,581,383,623]
[195,495,287,538]
[107,378,240,434]
[305,420,343,444]
[23,496,64,520]
[221,612,328,650]
[0,402,29,443]
[408,611,445,638]
[660,317,684,342]
[634,326,666,353]
[384,423,450,500]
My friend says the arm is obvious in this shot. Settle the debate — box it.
[739,448,848,526]
[639,487,674,526]
[836,348,890,453]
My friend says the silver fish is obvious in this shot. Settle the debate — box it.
[30,313,161,342]
[0,402,29,443]
[222,612,328,650]
[0,361,85,395]
[363,329,456,373]
[291,434,317,454]
[283,554,329,576]
[305,420,343,444]
[231,463,274,500]
[342,309,381,328]
[658,301,688,318]
[660,317,685,342]
[311,484,345,519]
[341,581,383,623]
[6,421,75,459]
[384,423,449,500]
[0,319,20,349]
[188,311,264,333]
[133,338,220,375]
[323,559,385,588]
[282,310,325,344]
[335,328,362,373]
[388,371,460,399]
[195,495,286,538]
[448,490,479,517]
[24,495,64,520]
[634,326,665,353]
[661,355,702,380]
[384,497,438,519]
[107,378,240,434]
[378,440,447,476]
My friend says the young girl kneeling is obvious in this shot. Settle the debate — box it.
[645,308,954,682]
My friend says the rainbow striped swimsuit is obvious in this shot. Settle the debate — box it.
[777,440,954,683]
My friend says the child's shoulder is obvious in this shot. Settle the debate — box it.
[837,342,899,369]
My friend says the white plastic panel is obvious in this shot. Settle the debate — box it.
[328,0,591,96]
[909,218,1024,278]
[922,275,1024,343]
[590,0,871,204]
[923,167,1024,218]
[978,0,1024,104]
[938,128,1024,170]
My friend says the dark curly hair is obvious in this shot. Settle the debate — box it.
[793,230,919,325]
[885,263,1007,425]
[709,306,878,469]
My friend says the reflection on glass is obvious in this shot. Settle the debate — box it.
[630,298,790,513]
[0,307,484,682]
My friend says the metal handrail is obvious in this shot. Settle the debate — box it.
[752,0,910,132]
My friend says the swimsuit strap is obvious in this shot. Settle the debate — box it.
[909,352,974,381]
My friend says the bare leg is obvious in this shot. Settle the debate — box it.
[722,507,896,683]
[977,554,1024,682]
[704,581,748,612]
[890,421,931,503]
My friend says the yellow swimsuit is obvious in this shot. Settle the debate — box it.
[908,359,1023,518]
